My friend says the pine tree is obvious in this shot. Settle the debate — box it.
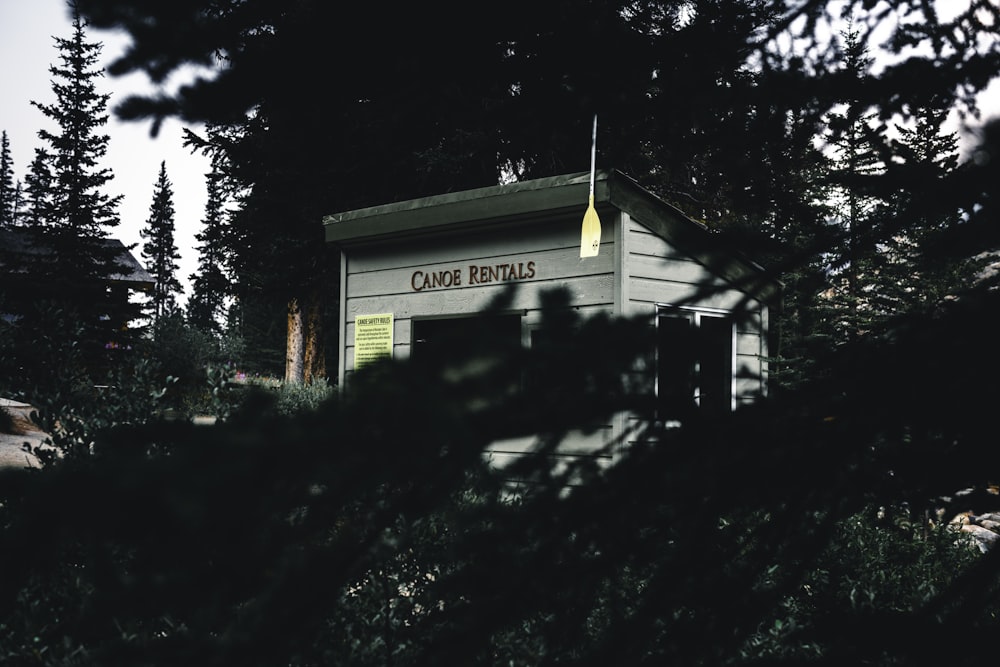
[10,180,25,226]
[31,4,122,281]
[20,147,55,228]
[187,169,232,332]
[813,26,976,347]
[140,160,182,322]
[821,27,892,342]
[0,131,14,228]
[74,0,1000,386]
[7,4,141,369]
[880,104,968,311]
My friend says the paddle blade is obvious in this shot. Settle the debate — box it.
[580,197,601,258]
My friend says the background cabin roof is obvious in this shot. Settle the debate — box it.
[0,228,155,288]
[323,170,781,304]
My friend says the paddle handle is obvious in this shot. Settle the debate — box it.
[589,114,597,196]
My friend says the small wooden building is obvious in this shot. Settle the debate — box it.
[0,228,154,320]
[324,170,779,464]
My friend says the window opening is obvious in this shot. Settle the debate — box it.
[656,307,734,419]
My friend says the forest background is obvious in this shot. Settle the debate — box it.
[0,0,212,300]
[2,0,1000,665]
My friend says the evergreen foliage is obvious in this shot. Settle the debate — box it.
[15,4,136,359]
[8,181,24,228]
[820,28,894,342]
[186,169,232,333]
[30,6,122,268]
[20,147,55,228]
[1,4,143,390]
[140,160,182,322]
[77,0,1000,388]
[224,285,288,378]
[3,277,1000,664]
[875,104,969,316]
[0,131,14,228]
[2,1,998,662]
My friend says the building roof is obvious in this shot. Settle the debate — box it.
[0,228,154,288]
[323,169,781,303]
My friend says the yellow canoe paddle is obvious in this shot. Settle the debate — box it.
[580,114,601,258]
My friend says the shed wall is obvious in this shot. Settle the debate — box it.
[335,208,770,469]
[624,219,768,406]
[341,212,616,379]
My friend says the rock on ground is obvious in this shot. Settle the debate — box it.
[0,399,46,469]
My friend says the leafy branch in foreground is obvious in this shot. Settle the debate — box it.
[2,282,999,665]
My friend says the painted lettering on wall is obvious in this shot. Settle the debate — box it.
[411,268,462,292]
[410,261,536,292]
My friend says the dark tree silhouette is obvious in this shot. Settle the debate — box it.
[140,160,182,322]
[19,147,55,229]
[1,2,996,663]
[0,131,14,228]
[31,5,122,270]
[186,169,232,333]
[14,3,139,361]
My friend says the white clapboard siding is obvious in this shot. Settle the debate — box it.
[489,427,616,458]
[735,376,766,404]
[346,245,613,299]
[628,277,753,311]
[523,303,610,328]
[627,221,687,259]
[629,253,731,289]
[343,275,616,372]
[346,273,614,324]
[484,451,617,485]
[736,332,762,356]
[624,218,768,408]
[347,215,593,273]
[330,171,779,470]
[343,215,618,374]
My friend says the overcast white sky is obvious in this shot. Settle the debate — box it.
[0,0,212,303]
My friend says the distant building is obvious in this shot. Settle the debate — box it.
[324,170,780,466]
[0,227,153,334]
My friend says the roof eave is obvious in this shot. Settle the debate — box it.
[323,171,607,244]
[322,169,782,304]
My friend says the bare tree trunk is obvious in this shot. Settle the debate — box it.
[285,296,305,385]
[303,287,326,384]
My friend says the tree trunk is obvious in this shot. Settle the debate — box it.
[285,296,305,385]
[286,287,326,385]
[303,287,326,384]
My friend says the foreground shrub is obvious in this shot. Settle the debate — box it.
[2,295,1000,665]
[273,379,334,415]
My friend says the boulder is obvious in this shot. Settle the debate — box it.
[0,399,48,469]
[959,524,1000,553]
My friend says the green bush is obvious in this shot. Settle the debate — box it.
[742,505,983,663]
[273,379,334,416]
[226,376,334,418]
